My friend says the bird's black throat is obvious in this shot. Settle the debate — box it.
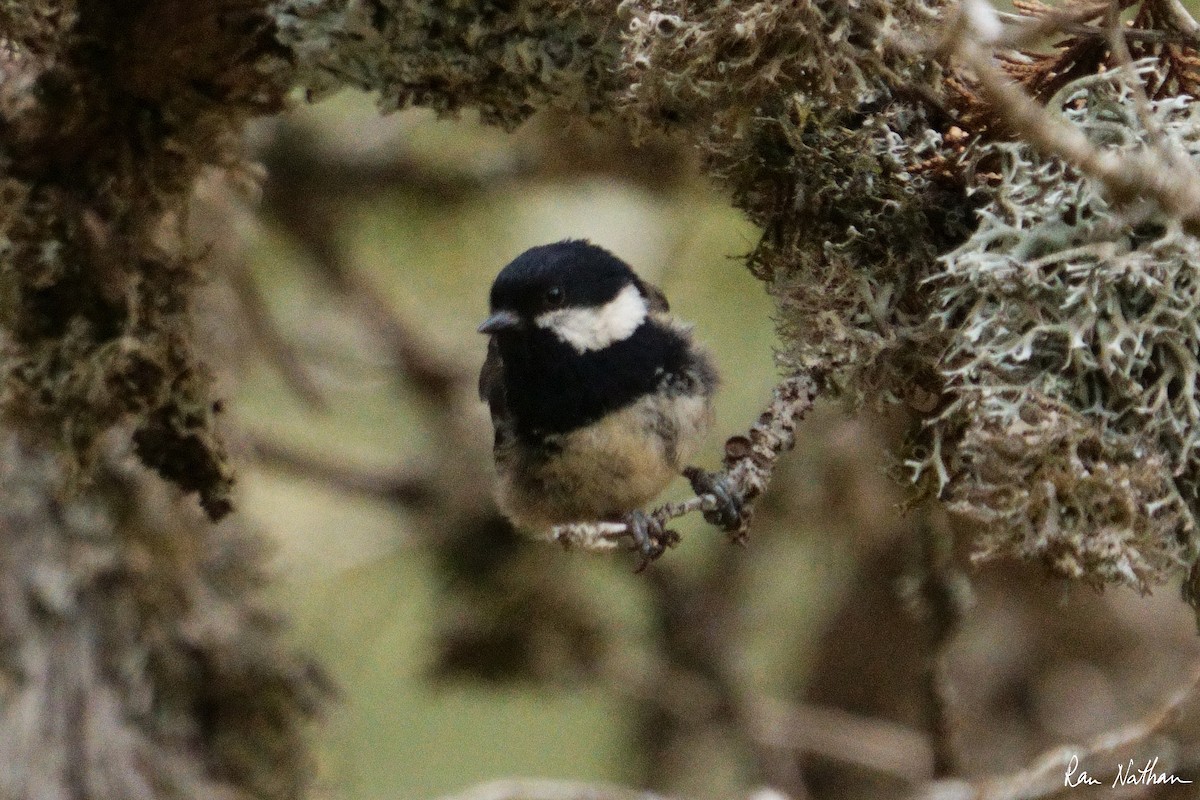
[497,322,692,440]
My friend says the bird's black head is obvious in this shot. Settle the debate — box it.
[479,240,650,353]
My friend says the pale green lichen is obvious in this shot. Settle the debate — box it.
[916,67,1200,590]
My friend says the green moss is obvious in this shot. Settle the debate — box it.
[274,0,622,128]
[0,2,290,518]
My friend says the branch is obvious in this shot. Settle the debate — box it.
[551,372,820,553]
[911,663,1200,800]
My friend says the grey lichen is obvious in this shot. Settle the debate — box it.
[916,68,1200,590]
[759,107,972,406]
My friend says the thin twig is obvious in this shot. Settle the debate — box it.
[601,635,931,789]
[430,779,678,800]
[259,122,491,204]
[996,10,1200,47]
[246,431,435,507]
[552,372,820,552]
[991,2,1113,49]
[1162,0,1200,36]
[1104,1,1161,139]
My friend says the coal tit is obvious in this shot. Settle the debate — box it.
[478,240,726,560]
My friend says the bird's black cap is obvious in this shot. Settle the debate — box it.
[488,240,640,319]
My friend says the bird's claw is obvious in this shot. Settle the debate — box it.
[684,467,744,535]
[623,509,679,572]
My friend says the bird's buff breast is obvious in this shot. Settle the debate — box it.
[496,391,711,534]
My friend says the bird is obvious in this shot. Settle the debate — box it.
[477,239,740,564]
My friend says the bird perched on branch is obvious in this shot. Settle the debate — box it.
[478,239,740,564]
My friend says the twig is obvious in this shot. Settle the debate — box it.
[911,662,1200,800]
[246,431,435,507]
[258,121,491,204]
[430,779,678,800]
[1162,0,1200,37]
[603,644,935,787]
[719,373,822,535]
[990,2,1113,49]
[552,372,820,552]
[1104,1,1161,141]
[995,10,1200,48]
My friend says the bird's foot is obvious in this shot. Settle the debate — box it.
[683,467,745,536]
[623,509,679,572]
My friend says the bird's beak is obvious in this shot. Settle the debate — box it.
[478,310,522,334]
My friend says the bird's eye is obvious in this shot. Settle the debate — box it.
[544,286,564,308]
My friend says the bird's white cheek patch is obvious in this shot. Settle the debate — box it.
[535,284,648,353]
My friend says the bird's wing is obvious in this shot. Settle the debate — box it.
[479,337,516,452]
[641,280,670,313]
[478,336,503,403]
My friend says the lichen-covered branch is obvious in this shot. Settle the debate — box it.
[273,0,622,127]
[1,1,294,518]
